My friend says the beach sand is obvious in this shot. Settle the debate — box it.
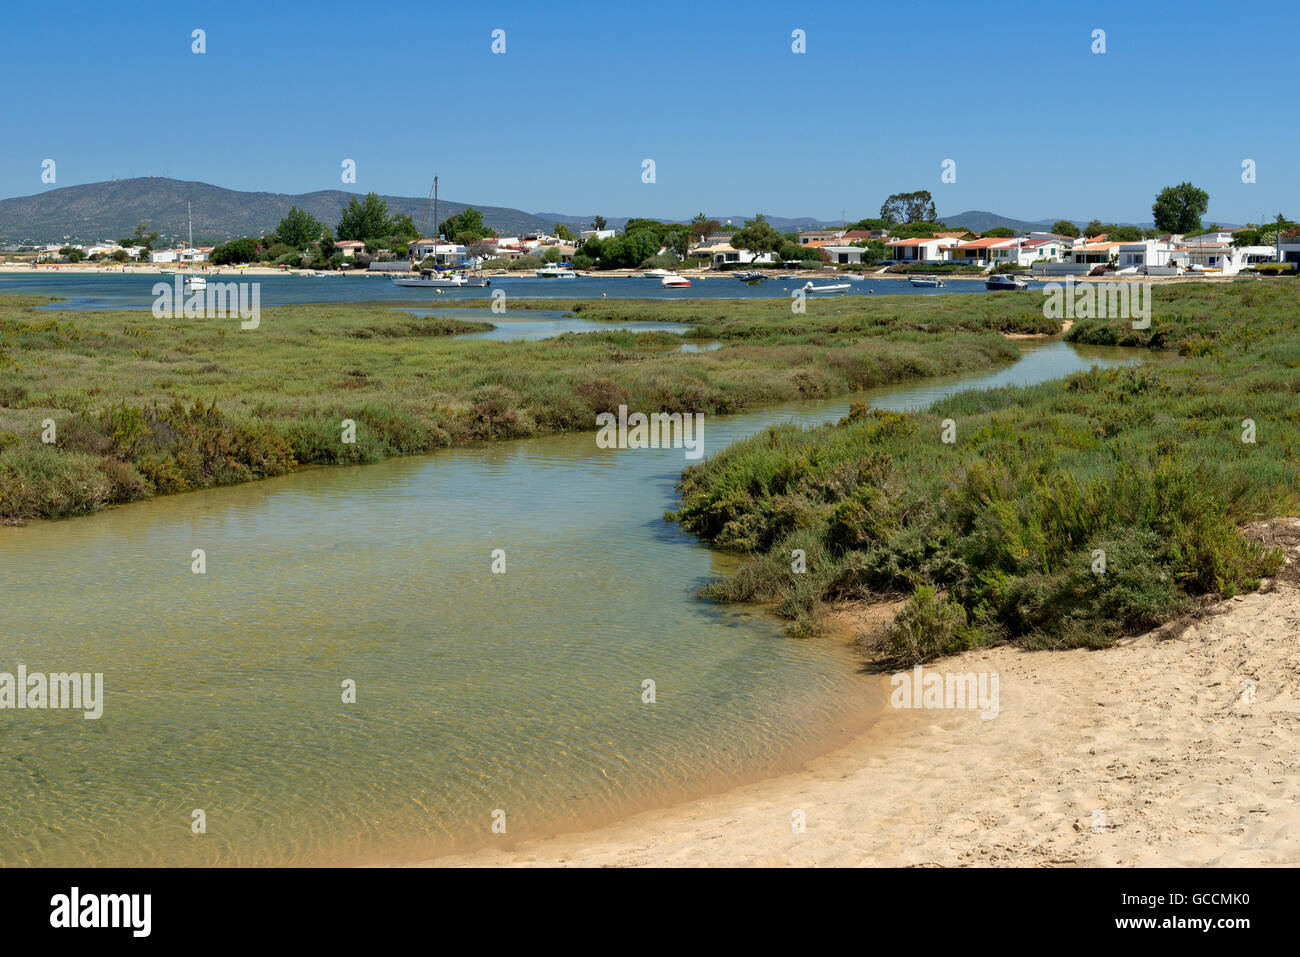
[420,521,1300,867]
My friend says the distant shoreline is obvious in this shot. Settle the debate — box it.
[0,262,1252,284]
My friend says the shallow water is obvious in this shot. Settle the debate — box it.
[2,271,1040,311]
[404,308,694,341]
[0,339,1146,866]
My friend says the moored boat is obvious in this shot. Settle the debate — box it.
[642,268,675,280]
[661,275,690,288]
[536,264,577,278]
[734,270,765,283]
[801,280,851,294]
[909,276,945,287]
[391,269,489,288]
[985,274,1029,290]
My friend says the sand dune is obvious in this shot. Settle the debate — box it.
[423,523,1300,868]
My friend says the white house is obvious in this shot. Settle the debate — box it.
[334,240,366,258]
[1067,240,1123,265]
[697,241,777,266]
[1275,236,1300,265]
[885,237,959,262]
[945,237,1024,266]
[1181,241,1273,274]
[1020,237,1067,263]
[410,238,472,265]
[578,229,616,242]
[150,249,181,263]
[1115,240,1180,269]
[819,245,867,265]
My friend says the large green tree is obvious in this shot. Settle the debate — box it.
[689,212,721,243]
[118,221,159,251]
[554,223,575,242]
[437,207,490,244]
[274,206,324,250]
[336,193,394,243]
[847,217,892,232]
[880,190,937,225]
[1151,182,1209,235]
[390,213,419,240]
[211,237,258,265]
[1051,220,1080,238]
[730,214,783,261]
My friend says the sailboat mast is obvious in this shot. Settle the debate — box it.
[434,176,439,242]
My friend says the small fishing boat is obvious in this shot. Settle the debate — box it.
[536,264,577,278]
[642,268,675,280]
[661,275,690,288]
[801,280,851,295]
[985,274,1029,290]
[734,270,765,283]
[909,276,945,287]
[776,273,801,280]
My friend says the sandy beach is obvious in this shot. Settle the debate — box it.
[420,520,1300,868]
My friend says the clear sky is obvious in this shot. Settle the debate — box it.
[2,0,1292,225]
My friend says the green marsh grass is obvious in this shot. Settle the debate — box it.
[0,295,1035,520]
[672,282,1299,659]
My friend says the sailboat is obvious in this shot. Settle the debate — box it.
[393,175,487,288]
[184,202,206,291]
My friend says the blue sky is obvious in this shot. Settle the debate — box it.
[1,0,1292,225]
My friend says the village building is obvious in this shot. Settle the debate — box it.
[885,237,960,263]
[797,229,847,245]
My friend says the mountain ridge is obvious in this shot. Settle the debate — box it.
[0,179,1225,245]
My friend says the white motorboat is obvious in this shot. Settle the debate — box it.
[536,264,577,278]
[642,268,675,279]
[661,275,690,288]
[909,276,945,287]
[985,274,1029,290]
[801,280,851,294]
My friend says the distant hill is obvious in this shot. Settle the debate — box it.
[0,179,1228,246]
[937,210,1077,233]
[0,178,560,246]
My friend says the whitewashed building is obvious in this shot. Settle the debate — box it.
[885,237,960,263]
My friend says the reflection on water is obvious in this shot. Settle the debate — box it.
[403,308,694,342]
[0,339,1147,865]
